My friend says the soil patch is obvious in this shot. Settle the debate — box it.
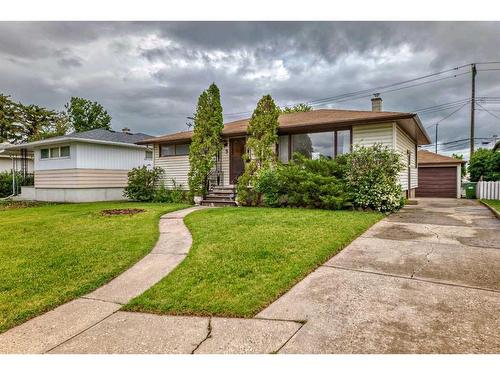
[101,208,146,216]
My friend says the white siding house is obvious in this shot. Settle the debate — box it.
[6,129,153,202]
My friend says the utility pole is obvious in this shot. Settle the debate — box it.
[470,63,477,157]
[435,123,439,153]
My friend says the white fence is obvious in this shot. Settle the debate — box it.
[476,181,500,200]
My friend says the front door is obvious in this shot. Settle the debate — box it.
[230,138,246,184]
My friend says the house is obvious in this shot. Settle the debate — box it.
[6,128,153,202]
[138,97,431,204]
[0,142,34,174]
[416,150,465,198]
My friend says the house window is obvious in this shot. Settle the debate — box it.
[278,135,289,163]
[145,149,153,160]
[40,146,70,160]
[336,130,351,155]
[50,147,60,158]
[284,129,352,162]
[60,146,70,157]
[159,143,190,157]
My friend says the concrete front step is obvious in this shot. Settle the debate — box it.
[201,200,237,207]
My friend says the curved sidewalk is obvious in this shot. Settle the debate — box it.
[0,206,206,354]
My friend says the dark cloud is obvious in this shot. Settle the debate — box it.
[0,21,499,158]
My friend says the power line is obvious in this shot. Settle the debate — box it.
[476,102,500,120]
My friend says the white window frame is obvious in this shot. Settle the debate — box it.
[40,145,71,160]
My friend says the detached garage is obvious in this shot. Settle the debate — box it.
[416,150,464,198]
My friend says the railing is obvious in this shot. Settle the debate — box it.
[206,168,224,194]
[476,181,500,200]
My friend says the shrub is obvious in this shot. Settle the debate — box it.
[254,155,352,210]
[124,166,163,201]
[0,171,26,198]
[468,148,500,182]
[344,144,404,212]
[153,180,190,204]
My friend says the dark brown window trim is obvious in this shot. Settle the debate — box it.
[286,127,352,162]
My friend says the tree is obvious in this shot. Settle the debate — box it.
[280,103,312,114]
[0,94,22,143]
[19,104,59,142]
[65,97,112,132]
[468,148,500,182]
[188,83,224,196]
[236,94,280,205]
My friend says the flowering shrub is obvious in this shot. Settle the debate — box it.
[344,144,404,212]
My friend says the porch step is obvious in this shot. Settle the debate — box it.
[201,185,237,207]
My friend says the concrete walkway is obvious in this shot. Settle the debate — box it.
[0,206,206,354]
[2,199,499,354]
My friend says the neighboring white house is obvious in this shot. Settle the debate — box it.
[0,142,34,174]
[137,97,432,202]
[6,129,153,202]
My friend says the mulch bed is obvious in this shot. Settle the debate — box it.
[101,208,146,216]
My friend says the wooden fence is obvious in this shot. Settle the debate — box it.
[476,181,500,200]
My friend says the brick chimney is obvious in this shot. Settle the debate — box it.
[371,93,382,112]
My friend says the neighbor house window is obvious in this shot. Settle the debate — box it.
[145,149,153,160]
[283,129,352,162]
[40,145,70,160]
[159,143,190,157]
[60,146,70,157]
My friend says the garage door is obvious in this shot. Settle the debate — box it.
[416,167,457,198]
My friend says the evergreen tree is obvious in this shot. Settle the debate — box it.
[188,83,224,196]
[0,94,22,143]
[65,97,112,132]
[236,94,280,205]
[19,104,59,142]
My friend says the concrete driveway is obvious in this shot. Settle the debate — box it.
[257,198,500,353]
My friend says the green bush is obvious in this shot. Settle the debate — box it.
[468,148,500,182]
[254,155,352,210]
[344,144,404,212]
[124,166,163,201]
[153,180,190,204]
[0,171,27,198]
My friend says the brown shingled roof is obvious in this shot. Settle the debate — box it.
[137,108,418,145]
[418,150,465,165]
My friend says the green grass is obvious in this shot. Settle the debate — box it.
[124,207,383,317]
[0,201,188,333]
[481,199,500,212]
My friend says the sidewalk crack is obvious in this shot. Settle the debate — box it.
[192,317,212,354]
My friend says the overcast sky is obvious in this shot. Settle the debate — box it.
[1,21,499,158]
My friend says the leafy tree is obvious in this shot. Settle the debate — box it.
[237,94,280,205]
[452,153,466,178]
[0,94,22,143]
[468,148,500,182]
[65,97,112,132]
[280,103,312,114]
[188,83,224,196]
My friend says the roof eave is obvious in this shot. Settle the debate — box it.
[6,138,149,150]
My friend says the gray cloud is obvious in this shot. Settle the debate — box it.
[0,21,499,158]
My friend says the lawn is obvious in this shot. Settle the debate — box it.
[0,201,188,333]
[124,207,383,317]
[481,199,500,212]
